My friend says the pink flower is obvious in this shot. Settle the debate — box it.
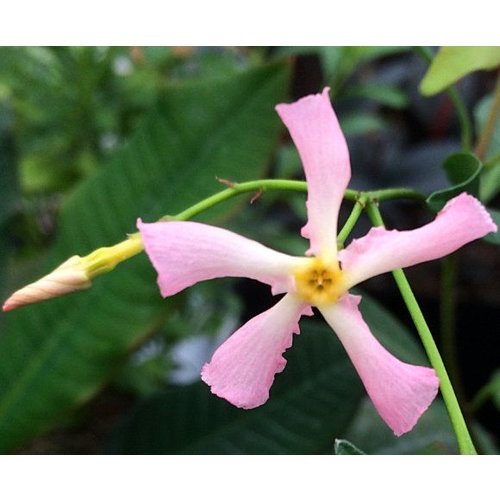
[137,89,497,436]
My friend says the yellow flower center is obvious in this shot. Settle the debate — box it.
[293,257,345,307]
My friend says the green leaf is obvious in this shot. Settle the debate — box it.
[471,422,499,455]
[489,370,500,409]
[107,319,365,454]
[334,439,366,455]
[483,208,500,245]
[320,46,408,83]
[426,152,482,212]
[106,293,437,454]
[0,105,19,316]
[420,47,500,96]
[480,157,500,204]
[472,369,500,414]
[340,113,387,137]
[342,397,457,454]
[475,93,500,162]
[0,63,291,453]
[0,106,19,224]
[343,83,409,109]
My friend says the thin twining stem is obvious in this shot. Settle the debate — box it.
[365,200,477,455]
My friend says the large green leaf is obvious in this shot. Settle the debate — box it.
[107,319,365,454]
[0,63,290,453]
[106,294,444,454]
[420,47,500,96]
[341,397,457,454]
[0,105,18,224]
[0,106,19,335]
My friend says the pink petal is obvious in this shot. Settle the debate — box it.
[201,294,312,409]
[276,88,351,258]
[137,219,305,297]
[320,294,439,436]
[340,193,497,289]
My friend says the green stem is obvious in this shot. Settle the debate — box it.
[369,188,426,203]
[337,195,367,248]
[440,254,463,396]
[365,201,477,455]
[414,46,473,151]
[162,179,310,221]
[161,179,423,222]
[80,179,424,279]
[449,87,473,151]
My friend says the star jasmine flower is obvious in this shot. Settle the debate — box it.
[137,88,496,436]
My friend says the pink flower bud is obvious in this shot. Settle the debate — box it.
[2,256,91,312]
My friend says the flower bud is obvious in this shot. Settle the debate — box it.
[2,235,144,312]
[2,256,91,312]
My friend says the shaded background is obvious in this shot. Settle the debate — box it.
[0,47,498,454]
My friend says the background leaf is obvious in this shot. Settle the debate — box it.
[0,105,19,225]
[106,293,453,454]
[420,46,500,96]
[340,113,387,137]
[341,397,457,454]
[107,319,365,454]
[426,152,482,212]
[483,208,500,245]
[475,92,500,163]
[480,157,500,204]
[0,63,290,453]
[334,438,366,455]
[319,46,408,90]
[342,83,409,109]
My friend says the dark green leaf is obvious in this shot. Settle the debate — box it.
[357,292,427,366]
[0,105,19,316]
[471,423,499,455]
[0,105,19,223]
[471,370,500,418]
[106,319,365,454]
[420,47,500,96]
[343,83,409,109]
[342,397,457,454]
[340,113,387,137]
[483,208,500,245]
[334,439,366,455]
[0,63,290,453]
[426,152,482,212]
[106,293,438,454]
[489,370,500,409]
[480,157,500,204]
[320,46,409,83]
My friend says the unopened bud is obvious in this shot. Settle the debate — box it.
[2,235,143,312]
[2,256,91,312]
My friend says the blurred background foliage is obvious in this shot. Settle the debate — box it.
[0,46,498,454]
